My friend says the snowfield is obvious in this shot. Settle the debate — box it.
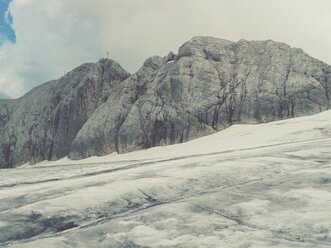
[1,110,331,247]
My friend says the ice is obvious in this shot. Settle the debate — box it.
[1,110,331,247]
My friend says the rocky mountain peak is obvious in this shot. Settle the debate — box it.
[98,58,130,82]
[176,36,234,60]
[142,55,164,70]
[0,59,130,168]
[1,36,331,168]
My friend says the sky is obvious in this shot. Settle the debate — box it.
[0,0,15,46]
[0,0,330,99]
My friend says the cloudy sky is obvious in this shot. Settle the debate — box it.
[0,0,330,99]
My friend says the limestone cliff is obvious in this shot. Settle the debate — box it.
[0,59,130,168]
[70,37,331,159]
[1,36,331,167]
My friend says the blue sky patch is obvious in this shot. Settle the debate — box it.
[0,0,16,46]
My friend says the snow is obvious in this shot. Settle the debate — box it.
[20,108,331,169]
[1,110,331,247]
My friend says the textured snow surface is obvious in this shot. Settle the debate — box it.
[1,110,331,247]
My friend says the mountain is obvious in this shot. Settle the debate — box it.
[0,59,130,168]
[69,37,331,159]
[1,36,331,168]
[1,110,331,247]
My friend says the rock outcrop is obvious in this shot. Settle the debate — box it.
[1,36,331,167]
[70,36,331,159]
[0,59,130,168]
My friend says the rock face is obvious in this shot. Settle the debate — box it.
[70,36,331,159]
[1,36,331,167]
[0,59,130,168]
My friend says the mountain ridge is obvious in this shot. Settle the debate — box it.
[1,36,331,168]
[0,58,130,168]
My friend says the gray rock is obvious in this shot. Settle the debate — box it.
[0,59,130,168]
[69,56,164,159]
[70,36,331,159]
[163,51,175,63]
[1,36,331,167]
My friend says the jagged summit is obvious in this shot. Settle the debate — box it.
[1,36,331,167]
[0,58,130,168]
[175,36,233,60]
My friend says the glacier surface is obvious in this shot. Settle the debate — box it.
[1,110,331,247]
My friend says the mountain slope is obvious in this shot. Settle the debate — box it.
[1,36,331,168]
[70,36,331,159]
[0,59,130,168]
[1,110,331,247]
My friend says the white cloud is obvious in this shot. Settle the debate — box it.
[0,0,331,98]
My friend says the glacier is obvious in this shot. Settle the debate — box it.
[1,110,331,247]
